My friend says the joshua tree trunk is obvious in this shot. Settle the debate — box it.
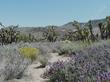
[106,16,110,38]
[73,21,84,41]
[98,23,104,39]
[88,20,96,41]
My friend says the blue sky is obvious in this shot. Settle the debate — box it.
[0,0,110,27]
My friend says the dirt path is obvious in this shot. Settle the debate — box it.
[26,63,45,82]
[25,53,70,82]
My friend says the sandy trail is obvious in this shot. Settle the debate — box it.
[24,53,70,82]
[8,53,70,82]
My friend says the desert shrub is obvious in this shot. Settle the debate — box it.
[37,55,49,68]
[30,42,61,55]
[42,60,66,81]
[58,41,90,55]
[18,33,36,42]
[19,47,39,61]
[42,43,110,82]
[0,45,31,82]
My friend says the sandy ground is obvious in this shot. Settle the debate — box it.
[27,53,70,82]
[8,53,70,82]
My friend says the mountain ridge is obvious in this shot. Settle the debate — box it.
[19,18,105,29]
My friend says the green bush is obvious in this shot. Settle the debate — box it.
[38,55,48,67]
[18,34,36,42]
[19,47,39,61]
[43,42,110,82]
[58,41,91,55]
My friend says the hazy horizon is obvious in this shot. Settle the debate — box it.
[0,0,110,27]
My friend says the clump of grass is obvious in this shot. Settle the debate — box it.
[19,47,39,61]
[58,41,91,55]
[38,55,48,68]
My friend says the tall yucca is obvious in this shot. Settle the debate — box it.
[0,25,20,45]
[43,26,58,42]
[88,20,96,41]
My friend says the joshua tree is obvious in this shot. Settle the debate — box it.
[97,16,110,40]
[0,23,6,45]
[98,23,104,39]
[88,20,96,41]
[73,21,84,41]
[98,22,108,40]
[8,25,20,43]
[0,25,20,45]
[82,27,89,42]
[106,16,110,38]
[43,26,58,42]
[64,31,76,41]
[28,33,36,42]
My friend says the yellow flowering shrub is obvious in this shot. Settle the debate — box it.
[19,47,39,60]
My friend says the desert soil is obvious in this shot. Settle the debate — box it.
[8,53,70,82]
[27,53,70,82]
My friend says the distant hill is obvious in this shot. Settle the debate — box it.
[9,18,105,39]
[0,18,108,43]
[17,18,105,33]
[60,18,105,29]
[0,17,106,41]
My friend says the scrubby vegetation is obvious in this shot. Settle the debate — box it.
[57,41,90,55]
[0,16,110,82]
[0,24,36,45]
[42,42,110,82]
[0,43,32,82]
[38,55,49,68]
[0,16,110,44]
[20,47,39,61]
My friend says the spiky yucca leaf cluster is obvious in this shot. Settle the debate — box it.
[98,16,110,40]
[0,25,20,45]
[43,26,58,42]
[64,20,98,42]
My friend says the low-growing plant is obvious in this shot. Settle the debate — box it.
[42,43,110,82]
[0,44,31,82]
[19,47,39,61]
[58,41,91,55]
[42,60,66,81]
[38,55,48,68]
[18,33,36,42]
